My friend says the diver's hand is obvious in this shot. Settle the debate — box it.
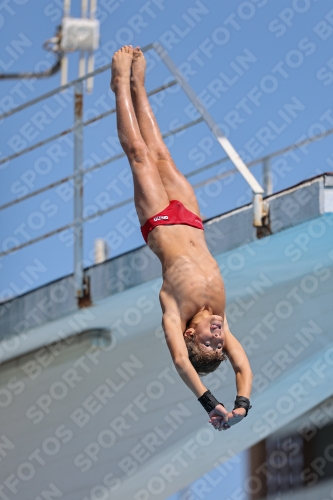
[223,408,246,429]
[209,407,246,431]
[208,404,229,430]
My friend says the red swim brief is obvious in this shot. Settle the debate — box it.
[140,200,204,244]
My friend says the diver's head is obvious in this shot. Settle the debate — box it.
[183,309,227,375]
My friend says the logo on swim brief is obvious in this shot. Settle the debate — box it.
[153,215,169,221]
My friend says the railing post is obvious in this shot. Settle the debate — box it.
[73,80,84,298]
[263,157,273,195]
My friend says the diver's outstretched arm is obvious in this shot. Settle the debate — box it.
[162,313,207,398]
[162,311,229,426]
[210,316,253,430]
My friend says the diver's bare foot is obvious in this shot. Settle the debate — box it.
[110,45,133,92]
[131,46,146,88]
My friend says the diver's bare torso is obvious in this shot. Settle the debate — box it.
[111,46,252,427]
[147,224,226,330]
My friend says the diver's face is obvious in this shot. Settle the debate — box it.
[194,315,225,353]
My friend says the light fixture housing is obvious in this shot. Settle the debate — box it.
[61,18,100,52]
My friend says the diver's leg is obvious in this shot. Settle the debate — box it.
[130,47,200,217]
[111,46,169,225]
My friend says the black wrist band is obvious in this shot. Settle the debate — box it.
[198,390,224,414]
[233,396,252,417]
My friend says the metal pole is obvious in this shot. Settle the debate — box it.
[73,81,84,298]
[263,157,273,195]
[79,0,88,79]
[87,0,97,93]
[61,0,71,86]
[153,43,264,196]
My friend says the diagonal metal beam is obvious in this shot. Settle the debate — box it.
[153,42,264,196]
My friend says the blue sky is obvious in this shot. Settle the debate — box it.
[0,0,332,497]
[1,0,333,301]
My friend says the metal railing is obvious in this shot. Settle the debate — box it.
[1,43,332,300]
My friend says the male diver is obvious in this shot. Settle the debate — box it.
[111,45,253,430]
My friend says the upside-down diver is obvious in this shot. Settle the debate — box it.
[111,45,253,430]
